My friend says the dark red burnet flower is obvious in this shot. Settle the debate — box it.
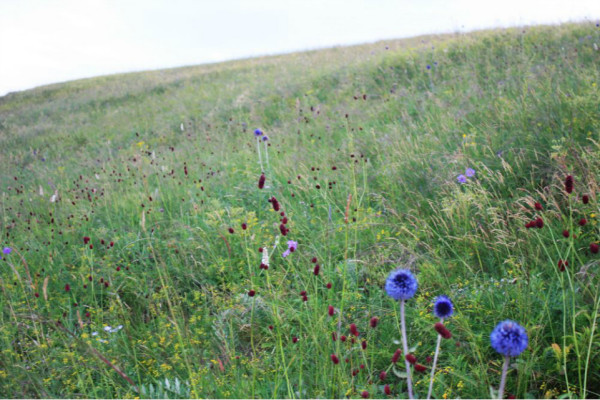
[563,230,570,238]
[349,323,359,336]
[361,391,369,398]
[228,227,234,234]
[311,257,318,263]
[558,259,569,271]
[415,364,427,373]
[361,340,367,350]
[582,195,589,204]
[292,336,299,343]
[331,354,339,364]
[248,290,256,297]
[535,218,544,228]
[379,371,387,381]
[241,222,247,230]
[370,317,379,328]
[332,332,337,341]
[313,264,320,276]
[434,322,452,339]
[83,236,91,244]
[328,305,334,316]
[578,218,587,226]
[534,202,543,211]
[258,173,266,189]
[591,243,599,254]
[391,348,402,363]
[340,335,347,342]
[64,284,70,292]
[279,224,288,236]
[405,354,417,365]
[326,282,332,289]
[384,385,391,395]
[269,196,280,211]
[565,175,574,194]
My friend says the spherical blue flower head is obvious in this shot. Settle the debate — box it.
[433,295,454,319]
[385,269,418,300]
[254,129,263,137]
[262,135,269,141]
[490,320,528,357]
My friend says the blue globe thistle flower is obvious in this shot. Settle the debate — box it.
[262,135,269,141]
[433,295,454,319]
[490,320,528,357]
[254,129,263,137]
[385,269,418,300]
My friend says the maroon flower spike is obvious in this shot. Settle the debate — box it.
[270,196,280,211]
[332,332,337,341]
[384,385,391,395]
[361,340,367,350]
[563,230,570,238]
[525,221,534,229]
[326,282,332,289]
[535,218,544,228]
[340,335,347,342]
[331,354,340,364]
[241,223,247,230]
[565,175,574,194]
[405,354,417,365]
[258,173,266,189]
[64,284,70,292]
[578,218,587,226]
[361,391,369,399]
[558,260,569,271]
[313,265,320,276]
[391,348,402,363]
[591,243,599,254]
[349,323,359,336]
[582,195,589,204]
[228,227,234,234]
[434,322,452,339]
[426,356,432,363]
[311,257,318,263]
[379,371,387,381]
[279,224,287,236]
[370,317,379,328]
[415,364,427,373]
[328,305,334,316]
[292,336,298,343]
[248,290,256,297]
[534,202,543,211]
[83,236,90,244]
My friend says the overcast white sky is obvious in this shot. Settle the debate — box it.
[0,0,598,96]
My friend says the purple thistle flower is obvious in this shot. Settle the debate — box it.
[2,247,11,255]
[262,135,269,141]
[254,129,263,137]
[385,269,418,300]
[490,320,528,357]
[282,240,298,258]
[465,168,475,177]
[457,174,467,184]
[433,295,454,319]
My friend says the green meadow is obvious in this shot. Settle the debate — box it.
[0,22,599,398]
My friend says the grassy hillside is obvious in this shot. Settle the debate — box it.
[1,22,599,398]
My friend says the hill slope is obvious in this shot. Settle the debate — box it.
[1,23,599,398]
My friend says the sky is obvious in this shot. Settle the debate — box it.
[1,0,599,96]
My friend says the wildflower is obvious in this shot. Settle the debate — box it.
[465,168,475,177]
[282,240,297,257]
[280,224,288,236]
[313,264,320,275]
[228,227,234,234]
[269,196,280,211]
[558,260,569,271]
[591,243,599,254]
[258,173,266,189]
[535,218,544,228]
[565,175,574,194]
[385,269,418,300]
[83,236,91,244]
[340,335,347,342]
[405,354,417,364]
[384,385,391,395]
[311,257,318,263]
[582,195,589,204]
[248,290,256,297]
[328,305,334,316]
[457,174,467,184]
[434,322,452,339]
[349,323,360,336]
[379,371,387,381]
[578,218,587,226]
[2,247,11,255]
[292,336,298,343]
[326,282,332,289]
[331,354,339,364]
[391,349,402,363]
[241,223,247,230]
[361,391,369,398]
[490,320,528,357]
[332,332,337,341]
[361,340,367,350]
[562,230,570,238]
[415,364,427,373]
[426,64,431,70]
[534,202,543,210]
[262,135,269,141]
[254,129,263,137]
[433,295,454,319]
[65,284,70,292]
[370,317,379,328]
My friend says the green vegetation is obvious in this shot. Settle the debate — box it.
[1,22,599,398]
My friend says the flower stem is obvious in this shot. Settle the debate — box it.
[400,300,414,399]
[498,355,510,399]
[426,318,444,399]
[256,137,264,172]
